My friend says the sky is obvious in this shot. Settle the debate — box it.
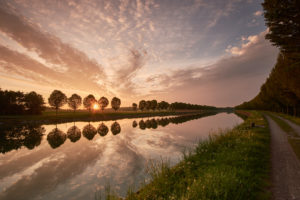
[0,0,278,107]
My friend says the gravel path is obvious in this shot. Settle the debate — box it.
[266,115,300,200]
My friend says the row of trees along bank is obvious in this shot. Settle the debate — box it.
[236,0,300,116]
[48,90,121,114]
[0,88,217,115]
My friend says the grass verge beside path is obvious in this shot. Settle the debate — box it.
[121,111,270,200]
[267,113,300,161]
[276,113,300,126]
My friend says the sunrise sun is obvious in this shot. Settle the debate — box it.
[93,103,99,110]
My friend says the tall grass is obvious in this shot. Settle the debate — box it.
[119,111,270,200]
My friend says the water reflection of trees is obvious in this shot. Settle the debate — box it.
[1,112,218,151]
[0,125,45,154]
[137,112,218,130]
[83,124,97,140]
[47,128,67,149]
[132,120,138,128]
[67,126,81,142]
[111,122,121,135]
[97,123,108,136]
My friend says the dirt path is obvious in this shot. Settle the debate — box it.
[265,115,300,200]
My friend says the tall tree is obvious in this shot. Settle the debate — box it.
[24,91,45,114]
[111,97,121,111]
[48,90,67,115]
[68,94,82,113]
[83,94,96,112]
[98,96,109,111]
[139,100,146,111]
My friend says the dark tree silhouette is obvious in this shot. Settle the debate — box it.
[47,128,66,149]
[48,90,67,115]
[68,94,82,113]
[158,101,170,110]
[150,100,158,111]
[97,123,109,136]
[83,94,96,112]
[82,124,97,140]
[111,122,121,135]
[132,103,137,111]
[262,0,300,55]
[0,89,25,115]
[24,91,45,114]
[111,97,121,111]
[145,100,151,110]
[139,100,146,111]
[98,96,109,111]
[67,126,81,142]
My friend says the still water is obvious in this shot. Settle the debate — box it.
[0,112,243,200]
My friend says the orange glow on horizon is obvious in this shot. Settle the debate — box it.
[93,103,99,110]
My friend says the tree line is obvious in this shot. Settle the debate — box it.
[48,90,121,114]
[0,88,216,115]
[0,89,45,115]
[236,0,300,116]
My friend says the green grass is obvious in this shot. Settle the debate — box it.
[118,111,270,200]
[267,113,300,160]
[276,113,300,126]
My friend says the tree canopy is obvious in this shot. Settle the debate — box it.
[83,94,96,112]
[98,96,109,111]
[262,0,300,55]
[48,90,67,114]
[68,94,82,112]
[139,100,146,111]
[111,97,121,111]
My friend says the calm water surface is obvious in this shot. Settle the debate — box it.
[0,112,243,200]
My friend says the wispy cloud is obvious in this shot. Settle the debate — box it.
[0,0,274,106]
[144,30,278,106]
[0,7,108,94]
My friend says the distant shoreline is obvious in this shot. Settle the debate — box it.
[0,110,223,126]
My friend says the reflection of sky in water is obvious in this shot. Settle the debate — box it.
[0,113,243,199]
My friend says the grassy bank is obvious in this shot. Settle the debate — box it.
[0,109,212,125]
[267,113,300,160]
[104,111,269,200]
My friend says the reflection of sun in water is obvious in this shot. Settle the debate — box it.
[93,103,99,110]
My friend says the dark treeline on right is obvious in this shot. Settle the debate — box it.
[236,0,300,116]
